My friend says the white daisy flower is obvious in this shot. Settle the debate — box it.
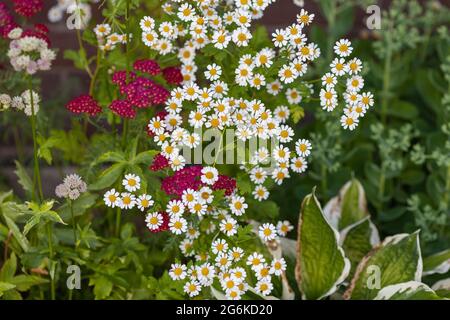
[330,58,347,76]
[277,220,294,236]
[188,201,208,216]
[212,29,231,49]
[201,166,219,185]
[184,281,201,297]
[169,216,188,235]
[272,29,288,48]
[230,195,248,216]
[278,64,298,84]
[220,217,238,237]
[169,263,187,280]
[122,173,141,192]
[119,192,135,210]
[291,156,308,173]
[267,80,282,96]
[167,200,185,217]
[259,223,277,242]
[334,39,353,57]
[232,27,252,47]
[272,168,290,185]
[137,194,154,212]
[140,16,155,32]
[182,189,199,206]
[229,247,244,262]
[212,239,229,255]
[255,279,273,296]
[246,252,265,271]
[169,154,186,171]
[145,212,164,231]
[295,139,312,157]
[270,258,287,276]
[250,167,268,184]
[253,185,269,201]
[104,189,120,208]
[341,112,359,130]
[205,63,222,81]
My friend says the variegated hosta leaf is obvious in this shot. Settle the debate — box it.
[374,281,445,300]
[295,189,350,300]
[432,278,450,298]
[344,231,423,300]
[423,249,450,276]
[324,179,369,231]
[340,217,380,278]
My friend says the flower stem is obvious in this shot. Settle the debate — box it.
[46,223,56,300]
[28,77,43,202]
[115,207,122,237]
[69,199,77,247]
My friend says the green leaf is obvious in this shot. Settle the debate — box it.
[58,193,98,221]
[236,172,251,195]
[385,100,419,120]
[423,249,450,276]
[90,276,113,300]
[89,163,126,191]
[323,179,369,231]
[339,179,369,230]
[341,218,379,278]
[0,282,16,296]
[14,161,33,195]
[10,275,48,291]
[374,281,445,300]
[133,150,159,165]
[0,253,17,281]
[345,231,422,300]
[2,216,29,252]
[295,189,350,300]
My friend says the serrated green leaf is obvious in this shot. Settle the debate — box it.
[14,161,33,195]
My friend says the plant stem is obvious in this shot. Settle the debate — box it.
[115,207,122,237]
[69,199,77,247]
[321,164,328,197]
[381,23,393,125]
[46,223,56,300]
[326,0,337,63]
[445,165,450,209]
[28,77,43,202]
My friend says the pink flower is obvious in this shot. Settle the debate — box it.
[109,99,136,119]
[162,67,183,85]
[66,95,102,116]
[133,59,161,76]
[12,0,43,18]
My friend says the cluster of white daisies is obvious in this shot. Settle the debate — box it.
[103,174,154,211]
[7,28,56,75]
[93,23,130,52]
[0,90,40,116]
[139,0,276,81]
[170,231,292,299]
[320,39,374,130]
[148,81,313,200]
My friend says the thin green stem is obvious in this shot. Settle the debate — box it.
[28,77,43,202]
[115,207,122,237]
[69,200,77,247]
[46,223,55,300]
